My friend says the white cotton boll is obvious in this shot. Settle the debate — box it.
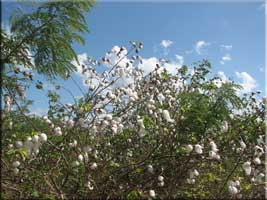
[137,119,145,129]
[43,116,48,120]
[209,151,217,159]
[186,178,195,184]
[240,140,246,149]
[12,161,20,168]
[158,175,164,182]
[215,154,221,160]
[185,144,193,153]
[149,190,156,198]
[78,154,84,163]
[162,110,174,123]
[32,135,39,143]
[253,157,261,165]
[39,133,47,142]
[90,162,97,170]
[102,120,109,126]
[222,121,228,132]
[242,161,251,175]
[193,169,199,177]
[8,144,14,149]
[228,185,238,195]
[209,141,218,152]
[111,126,118,134]
[16,141,23,148]
[147,165,154,174]
[13,168,19,175]
[86,181,94,190]
[67,119,74,128]
[158,181,164,187]
[195,144,203,154]
[235,180,240,187]
[83,145,92,153]
[157,93,165,104]
[45,119,52,124]
[105,114,113,121]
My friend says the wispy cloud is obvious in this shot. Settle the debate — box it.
[194,40,210,55]
[220,54,232,65]
[235,71,258,95]
[220,44,232,50]
[160,40,173,48]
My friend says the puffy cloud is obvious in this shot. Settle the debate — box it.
[175,54,184,66]
[194,40,210,55]
[220,45,233,50]
[220,54,232,65]
[235,71,258,94]
[160,40,173,48]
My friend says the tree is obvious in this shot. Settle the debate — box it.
[1,0,95,79]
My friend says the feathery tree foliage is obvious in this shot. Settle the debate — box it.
[1,0,95,79]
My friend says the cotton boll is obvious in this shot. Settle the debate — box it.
[195,144,203,154]
[147,165,154,174]
[253,157,261,165]
[193,169,199,177]
[158,181,164,187]
[16,141,23,148]
[158,175,164,182]
[39,133,47,143]
[67,119,74,128]
[185,144,193,153]
[209,141,218,152]
[78,154,84,163]
[90,162,97,170]
[256,173,265,183]
[32,135,39,143]
[228,185,238,195]
[86,181,94,190]
[13,168,19,175]
[209,151,217,159]
[149,190,156,198]
[240,140,246,149]
[186,178,195,184]
[137,119,145,129]
[162,110,174,123]
[12,161,20,168]
[242,161,251,176]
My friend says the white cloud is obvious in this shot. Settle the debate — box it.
[220,44,232,50]
[235,71,258,95]
[213,71,229,88]
[175,54,184,66]
[160,40,173,48]
[194,40,210,55]
[220,54,232,65]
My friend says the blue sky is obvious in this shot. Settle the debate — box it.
[2,1,265,115]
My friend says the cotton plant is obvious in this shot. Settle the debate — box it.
[2,42,266,199]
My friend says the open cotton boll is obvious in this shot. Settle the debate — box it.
[13,168,19,175]
[162,110,174,123]
[78,154,84,163]
[209,141,218,152]
[39,133,47,143]
[16,141,23,148]
[12,161,20,168]
[149,190,156,198]
[185,144,193,153]
[242,161,252,175]
[32,135,39,143]
[147,165,154,174]
[239,140,246,149]
[90,162,97,170]
[253,157,261,165]
[228,185,238,195]
[67,119,74,128]
[195,144,203,154]
[158,175,164,182]
[157,93,165,104]
[137,119,145,129]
